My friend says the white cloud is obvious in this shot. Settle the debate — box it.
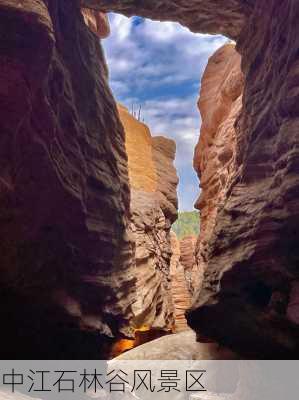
[110,14,133,42]
[140,20,185,42]
[102,14,226,210]
[104,14,226,91]
[141,96,200,162]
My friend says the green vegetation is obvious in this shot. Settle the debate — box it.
[172,211,200,240]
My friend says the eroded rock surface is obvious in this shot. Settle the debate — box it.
[0,0,135,358]
[193,44,243,256]
[188,23,299,357]
[170,232,191,332]
[169,233,203,332]
[4,0,299,361]
[82,0,255,39]
[119,105,178,332]
[180,235,201,295]
[81,0,299,358]
[81,8,110,38]
[93,0,299,359]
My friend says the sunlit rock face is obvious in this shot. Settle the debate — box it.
[119,104,157,194]
[191,44,243,326]
[98,0,299,359]
[170,232,191,332]
[194,44,243,254]
[0,0,135,359]
[188,3,299,357]
[81,8,110,38]
[82,0,255,39]
[118,105,178,333]
[4,0,299,361]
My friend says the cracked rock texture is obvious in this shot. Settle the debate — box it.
[0,0,135,359]
[119,105,178,332]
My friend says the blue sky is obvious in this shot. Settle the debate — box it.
[102,14,226,211]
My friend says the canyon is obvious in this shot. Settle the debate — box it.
[119,104,197,340]
[119,104,178,334]
[1,0,299,362]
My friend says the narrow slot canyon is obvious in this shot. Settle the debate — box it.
[1,0,299,376]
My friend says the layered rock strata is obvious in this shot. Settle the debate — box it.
[180,235,201,295]
[3,0,299,361]
[188,34,299,357]
[169,233,203,332]
[0,1,135,359]
[82,0,255,40]
[170,232,191,332]
[118,105,178,333]
[191,44,243,326]
[193,44,242,257]
[93,0,299,357]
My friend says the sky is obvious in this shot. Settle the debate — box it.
[102,14,226,211]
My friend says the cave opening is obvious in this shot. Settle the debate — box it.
[97,12,229,356]
[0,0,239,361]
[102,13,227,214]
[2,0,299,368]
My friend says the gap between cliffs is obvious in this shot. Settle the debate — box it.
[83,2,299,359]
[1,0,299,360]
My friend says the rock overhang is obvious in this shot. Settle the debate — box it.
[81,0,256,40]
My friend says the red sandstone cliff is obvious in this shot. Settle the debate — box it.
[95,0,299,358]
[0,1,134,359]
[169,234,202,332]
[81,8,110,38]
[3,0,299,360]
[83,0,253,39]
[170,232,191,332]
[188,39,299,358]
[180,235,201,295]
[193,44,243,258]
[118,105,178,333]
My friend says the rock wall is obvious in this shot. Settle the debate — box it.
[0,0,135,359]
[91,0,299,358]
[170,232,191,332]
[193,44,243,265]
[188,14,299,357]
[118,105,178,333]
[180,235,201,295]
[3,0,299,360]
[169,233,203,333]
[81,8,110,38]
[82,0,255,40]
